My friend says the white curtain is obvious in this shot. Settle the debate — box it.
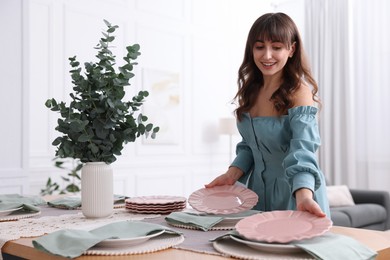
[305,0,390,190]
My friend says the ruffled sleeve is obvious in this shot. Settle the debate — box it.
[283,106,322,193]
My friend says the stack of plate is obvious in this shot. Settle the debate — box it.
[125,195,187,214]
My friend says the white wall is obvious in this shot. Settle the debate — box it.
[0,0,29,194]
[0,0,274,197]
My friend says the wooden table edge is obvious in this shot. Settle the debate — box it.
[3,226,390,259]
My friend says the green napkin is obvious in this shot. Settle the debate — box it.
[292,233,377,260]
[0,194,46,205]
[165,210,260,231]
[0,203,40,214]
[32,220,181,258]
[209,230,238,242]
[47,194,128,210]
[165,212,224,231]
[113,194,128,205]
[0,194,45,214]
[211,231,377,260]
[47,197,81,210]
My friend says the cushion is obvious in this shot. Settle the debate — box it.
[335,204,387,228]
[326,185,355,207]
[329,210,352,227]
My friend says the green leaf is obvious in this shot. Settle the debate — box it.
[106,36,115,42]
[103,19,111,27]
[145,123,153,131]
[78,134,91,142]
[88,143,100,154]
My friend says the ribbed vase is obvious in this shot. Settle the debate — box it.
[81,162,113,218]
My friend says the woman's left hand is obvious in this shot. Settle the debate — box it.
[295,188,326,217]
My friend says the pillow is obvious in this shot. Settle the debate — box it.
[326,185,355,207]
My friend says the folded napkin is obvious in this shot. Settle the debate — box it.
[165,210,260,231]
[0,194,46,205]
[47,194,128,210]
[113,194,128,205]
[211,231,377,260]
[0,194,45,214]
[0,203,40,214]
[165,212,224,231]
[32,220,181,258]
[47,196,81,209]
[292,233,377,260]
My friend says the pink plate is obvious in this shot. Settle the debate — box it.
[125,196,186,205]
[188,185,258,214]
[235,210,332,243]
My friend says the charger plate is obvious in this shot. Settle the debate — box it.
[188,185,258,215]
[235,210,332,243]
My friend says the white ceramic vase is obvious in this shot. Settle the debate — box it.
[81,162,113,218]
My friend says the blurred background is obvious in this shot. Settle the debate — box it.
[1,0,389,197]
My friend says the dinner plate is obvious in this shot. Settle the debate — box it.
[126,208,185,214]
[188,185,258,214]
[125,202,186,210]
[230,235,303,253]
[0,206,23,217]
[96,230,165,248]
[125,196,186,205]
[235,210,332,243]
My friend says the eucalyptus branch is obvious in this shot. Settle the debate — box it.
[45,20,159,164]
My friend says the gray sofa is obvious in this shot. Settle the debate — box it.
[330,189,390,231]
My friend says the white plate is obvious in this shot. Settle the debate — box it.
[0,206,23,217]
[235,210,332,243]
[230,235,303,253]
[96,230,165,248]
[188,185,258,215]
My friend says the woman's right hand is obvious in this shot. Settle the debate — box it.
[204,166,244,188]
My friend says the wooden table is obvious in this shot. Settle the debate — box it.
[3,226,390,259]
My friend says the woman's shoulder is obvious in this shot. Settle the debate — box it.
[292,83,314,107]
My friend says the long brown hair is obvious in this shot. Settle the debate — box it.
[234,12,319,120]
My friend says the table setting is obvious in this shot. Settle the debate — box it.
[209,211,377,259]
[0,185,382,260]
[0,194,45,222]
[32,220,184,258]
[47,194,129,210]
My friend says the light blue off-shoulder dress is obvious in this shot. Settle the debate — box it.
[231,106,330,217]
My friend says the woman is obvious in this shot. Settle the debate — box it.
[206,13,330,218]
